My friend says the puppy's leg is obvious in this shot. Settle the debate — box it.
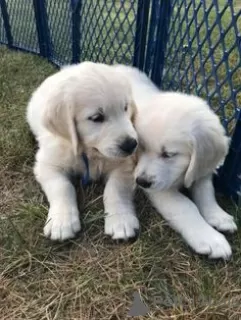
[104,167,139,240]
[35,161,81,241]
[191,175,237,233]
[148,190,232,259]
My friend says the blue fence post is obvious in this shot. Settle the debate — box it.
[215,109,241,203]
[71,0,81,64]
[33,0,52,58]
[0,0,13,47]
[133,0,151,70]
[144,0,159,75]
[151,0,172,86]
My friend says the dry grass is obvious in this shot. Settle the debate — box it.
[1,47,241,320]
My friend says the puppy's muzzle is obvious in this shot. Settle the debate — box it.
[119,137,137,155]
[136,177,152,189]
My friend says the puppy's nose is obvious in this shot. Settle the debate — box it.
[119,137,137,154]
[136,177,152,189]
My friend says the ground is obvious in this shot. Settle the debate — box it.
[0,46,241,320]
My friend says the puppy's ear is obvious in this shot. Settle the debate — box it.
[184,118,229,188]
[130,100,137,124]
[43,101,82,156]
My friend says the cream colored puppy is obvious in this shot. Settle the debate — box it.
[114,65,237,259]
[27,62,139,241]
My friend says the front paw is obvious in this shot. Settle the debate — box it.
[105,213,139,240]
[44,205,81,241]
[184,227,232,260]
[205,210,237,233]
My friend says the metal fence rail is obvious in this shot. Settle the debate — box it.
[0,0,240,201]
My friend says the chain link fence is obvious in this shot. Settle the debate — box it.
[0,0,240,201]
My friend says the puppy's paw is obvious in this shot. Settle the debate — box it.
[105,213,139,240]
[205,210,237,233]
[44,205,81,241]
[185,228,232,260]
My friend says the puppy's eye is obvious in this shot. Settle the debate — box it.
[124,104,128,112]
[161,151,177,159]
[88,113,105,123]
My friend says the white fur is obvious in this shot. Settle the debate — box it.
[27,62,139,241]
[115,65,237,259]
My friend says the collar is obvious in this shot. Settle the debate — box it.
[81,152,91,186]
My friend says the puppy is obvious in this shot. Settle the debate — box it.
[114,65,237,259]
[27,62,140,241]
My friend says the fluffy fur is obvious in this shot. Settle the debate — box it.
[114,65,237,259]
[27,62,139,241]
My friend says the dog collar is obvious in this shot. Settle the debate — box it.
[81,152,91,186]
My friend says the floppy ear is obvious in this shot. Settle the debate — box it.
[43,101,81,156]
[184,121,229,188]
[130,100,137,124]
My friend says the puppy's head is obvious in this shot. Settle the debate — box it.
[134,93,229,191]
[43,62,138,158]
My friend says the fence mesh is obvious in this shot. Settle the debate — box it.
[5,0,39,52]
[0,10,6,42]
[81,1,137,64]
[161,0,241,137]
[0,0,240,199]
[46,0,72,64]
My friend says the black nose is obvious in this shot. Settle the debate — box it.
[119,138,137,154]
[136,177,152,189]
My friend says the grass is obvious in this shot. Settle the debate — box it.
[1,46,241,320]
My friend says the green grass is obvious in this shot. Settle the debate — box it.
[1,46,241,320]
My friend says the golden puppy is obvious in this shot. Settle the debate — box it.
[114,65,237,260]
[27,62,139,241]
